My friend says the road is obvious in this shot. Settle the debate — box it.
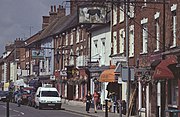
[0,101,88,117]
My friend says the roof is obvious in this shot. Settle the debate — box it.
[37,12,78,43]
[38,87,57,91]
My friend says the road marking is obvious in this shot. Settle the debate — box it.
[13,109,19,113]
[2,105,25,116]
[20,112,24,115]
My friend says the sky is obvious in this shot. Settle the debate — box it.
[0,0,67,55]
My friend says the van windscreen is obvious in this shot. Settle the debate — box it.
[41,91,59,97]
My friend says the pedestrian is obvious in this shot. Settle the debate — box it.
[85,91,92,113]
[17,91,22,107]
[93,90,100,113]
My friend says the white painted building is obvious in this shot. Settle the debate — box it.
[90,24,111,104]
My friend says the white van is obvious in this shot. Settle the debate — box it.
[35,87,62,109]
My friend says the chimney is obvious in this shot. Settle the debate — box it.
[49,5,57,23]
[57,5,66,18]
[70,0,77,14]
[42,16,50,29]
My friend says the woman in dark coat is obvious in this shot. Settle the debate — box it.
[85,91,92,113]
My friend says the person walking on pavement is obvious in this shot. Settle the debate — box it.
[85,91,92,113]
[17,90,22,107]
[93,90,100,113]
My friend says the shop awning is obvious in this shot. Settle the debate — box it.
[153,56,177,80]
[150,59,161,70]
[99,69,117,82]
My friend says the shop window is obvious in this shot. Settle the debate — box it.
[168,79,178,106]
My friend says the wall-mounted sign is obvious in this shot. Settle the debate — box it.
[88,61,99,67]
[122,67,135,81]
[33,65,39,72]
[32,49,44,59]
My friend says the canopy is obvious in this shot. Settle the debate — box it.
[153,56,177,80]
[99,69,116,82]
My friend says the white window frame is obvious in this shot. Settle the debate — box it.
[113,32,117,54]
[129,25,134,57]
[170,4,177,48]
[141,18,148,54]
[65,33,68,46]
[93,40,98,54]
[70,31,73,45]
[101,38,106,65]
[154,12,160,52]
[76,28,80,43]
[119,5,124,23]
[113,5,117,25]
[128,3,134,18]
[119,29,125,54]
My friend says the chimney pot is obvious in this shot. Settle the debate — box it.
[51,6,53,12]
[54,5,56,12]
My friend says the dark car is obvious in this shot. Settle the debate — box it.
[0,91,9,102]
[21,87,35,105]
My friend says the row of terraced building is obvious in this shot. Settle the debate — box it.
[0,0,180,117]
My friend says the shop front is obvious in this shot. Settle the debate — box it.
[152,55,179,117]
[99,66,120,113]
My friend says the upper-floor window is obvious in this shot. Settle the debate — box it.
[154,12,160,51]
[141,18,148,54]
[129,25,134,57]
[113,5,117,25]
[119,29,125,54]
[65,33,68,46]
[113,32,117,54]
[168,79,178,106]
[170,4,177,48]
[143,0,147,7]
[129,3,134,18]
[119,5,124,23]
[76,28,80,43]
[70,31,73,45]
[93,40,98,54]
[101,38,106,65]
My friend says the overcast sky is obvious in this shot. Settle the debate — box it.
[0,0,66,55]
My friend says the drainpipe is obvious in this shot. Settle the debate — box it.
[161,0,166,116]
[138,77,142,114]
[146,84,149,117]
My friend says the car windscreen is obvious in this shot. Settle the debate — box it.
[41,91,59,97]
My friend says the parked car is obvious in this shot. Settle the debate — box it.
[34,87,62,110]
[27,91,36,107]
[21,87,35,105]
[0,91,9,102]
[14,87,35,105]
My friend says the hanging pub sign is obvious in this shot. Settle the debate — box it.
[78,5,107,24]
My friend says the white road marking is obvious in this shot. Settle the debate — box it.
[2,105,25,116]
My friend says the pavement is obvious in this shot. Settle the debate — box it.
[61,99,137,117]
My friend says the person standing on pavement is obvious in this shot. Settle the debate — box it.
[85,91,92,113]
[17,90,22,107]
[93,90,100,113]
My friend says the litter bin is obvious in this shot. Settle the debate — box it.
[165,109,180,117]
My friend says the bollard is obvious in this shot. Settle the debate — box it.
[6,95,9,117]
[105,99,108,117]
[118,101,122,117]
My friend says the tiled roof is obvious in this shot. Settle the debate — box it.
[38,11,78,42]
